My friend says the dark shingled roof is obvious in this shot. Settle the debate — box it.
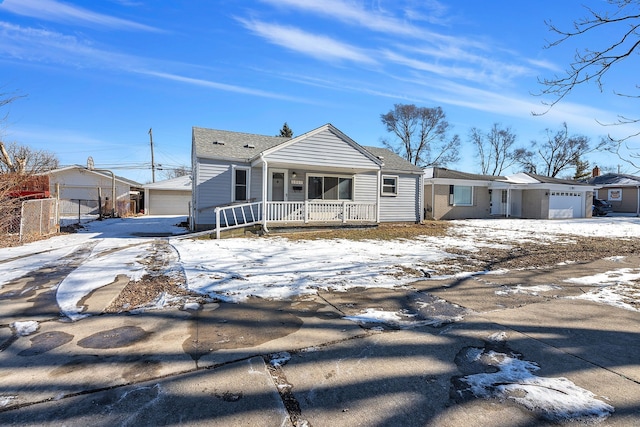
[524,172,591,186]
[363,146,423,173]
[193,127,290,161]
[428,167,505,181]
[584,173,640,186]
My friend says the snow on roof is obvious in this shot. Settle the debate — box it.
[143,175,192,190]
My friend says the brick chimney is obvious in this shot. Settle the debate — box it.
[592,165,600,177]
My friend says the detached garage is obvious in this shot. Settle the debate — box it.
[143,175,192,215]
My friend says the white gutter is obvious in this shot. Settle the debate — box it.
[261,155,269,233]
[376,168,381,223]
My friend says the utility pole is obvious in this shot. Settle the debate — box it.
[149,128,156,183]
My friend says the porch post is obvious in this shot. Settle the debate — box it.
[261,155,269,233]
[376,168,381,223]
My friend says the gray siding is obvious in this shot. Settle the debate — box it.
[250,165,263,200]
[265,128,378,170]
[380,174,421,222]
[354,172,377,203]
[193,158,235,226]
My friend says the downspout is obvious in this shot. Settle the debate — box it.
[637,186,639,217]
[376,168,381,223]
[431,182,435,220]
[261,155,269,233]
[506,188,510,218]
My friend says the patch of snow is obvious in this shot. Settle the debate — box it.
[183,302,201,311]
[564,268,640,286]
[343,308,411,325]
[461,349,614,422]
[570,284,640,312]
[495,284,561,296]
[488,331,508,342]
[0,396,17,407]
[11,320,39,336]
[56,243,151,320]
[269,351,291,367]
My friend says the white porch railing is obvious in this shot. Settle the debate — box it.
[214,201,377,238]
[266,201,377,223]
[214,201,263,239]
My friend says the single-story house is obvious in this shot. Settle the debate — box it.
[45,165,142,217]
[585,172,640,215]
[191,123,424,233]
[143,175,192,215]
[424,167,598,220]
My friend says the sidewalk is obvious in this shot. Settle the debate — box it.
[1,274,639,426]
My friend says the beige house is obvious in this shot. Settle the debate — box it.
[424,167,598,220]
[585,172,640,215]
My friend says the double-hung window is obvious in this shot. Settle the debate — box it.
[381,175,398,196]
[449,185,473,206]
[307,175,353,200]
[233,166,250,202]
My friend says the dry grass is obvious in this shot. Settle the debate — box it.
[269,221,450,241]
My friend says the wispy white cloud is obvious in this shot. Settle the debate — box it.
[0,0,160,32]
[0,21,311,103]
[238,18,377,65]
[135,70,312,103]
[260,0,439,39]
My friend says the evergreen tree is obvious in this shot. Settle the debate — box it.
[278,122,293,138]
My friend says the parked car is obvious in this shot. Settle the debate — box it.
[592,197,613,216]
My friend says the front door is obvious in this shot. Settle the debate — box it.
[491,189,507,216]
[270,170,286,201]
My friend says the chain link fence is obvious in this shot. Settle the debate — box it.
[19,198,59,242]
[59,199,101,225]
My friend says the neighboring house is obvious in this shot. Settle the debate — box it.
[46,165,142,217]
[143,175,192,215]
[191,123,424,233]
[425,167,598,220]
[585,171,640,215]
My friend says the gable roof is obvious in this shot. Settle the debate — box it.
[45,165,142,187]
[584,173,640,186]
[193,127,290,162]
[425,167,505,181]
[259,123,382,167]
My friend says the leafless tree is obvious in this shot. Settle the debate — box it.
[0,141,59,174]
[160,165,191,180]
[516,123,606,177]
[538,0,640,166]
[469,123,521,175]
[380,104,460,167]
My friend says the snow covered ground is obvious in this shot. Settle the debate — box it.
[2,215,637,422]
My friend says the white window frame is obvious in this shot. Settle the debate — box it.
[449,185,473,206]
[381,175,398,196]
[232,165,251,202]
[306,173,354,201]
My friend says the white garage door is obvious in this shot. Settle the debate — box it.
[549,191,583,219]
[148,190,191,215]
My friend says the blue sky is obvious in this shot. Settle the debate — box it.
[0,0,638,183]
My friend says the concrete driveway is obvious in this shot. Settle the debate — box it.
[1,219,639,426]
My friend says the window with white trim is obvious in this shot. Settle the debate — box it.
[307,175,353,200]
[233,166,250,202]
[381,175,398,196]
[449,185,473,206]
